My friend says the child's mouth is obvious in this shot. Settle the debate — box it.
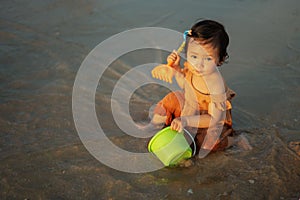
[192,66,203,73]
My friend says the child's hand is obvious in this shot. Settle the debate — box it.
[170,117,187,132]
[167,50,181,68]
[151,64,175,83]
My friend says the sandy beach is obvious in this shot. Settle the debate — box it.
[1,0,300,199]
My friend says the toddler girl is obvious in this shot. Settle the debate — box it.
[147,20,244,157]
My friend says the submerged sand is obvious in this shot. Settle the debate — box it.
[1,0,300,199]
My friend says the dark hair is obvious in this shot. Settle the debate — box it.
[187,20,229,66]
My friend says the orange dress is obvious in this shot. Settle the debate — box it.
[153,67,236,154]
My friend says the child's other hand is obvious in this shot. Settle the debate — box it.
[151,64,175,83]
[167,50,180,68]
[170,117,186,132]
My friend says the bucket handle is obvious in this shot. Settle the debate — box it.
[183,128,196,157]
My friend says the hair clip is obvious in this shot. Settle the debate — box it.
[183,30,190,41]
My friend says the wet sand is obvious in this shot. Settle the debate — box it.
[1,0,300,199]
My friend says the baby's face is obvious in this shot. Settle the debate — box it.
[186,38,218,76]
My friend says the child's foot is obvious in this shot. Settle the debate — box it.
[178,159,194,168]
[136,122,163,133]
[234,134,253,150]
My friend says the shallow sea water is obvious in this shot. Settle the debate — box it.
[1,0,300,199]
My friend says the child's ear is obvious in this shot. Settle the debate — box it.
[219,58,225,66]
[218,55,229,66]
[216,58,223,66]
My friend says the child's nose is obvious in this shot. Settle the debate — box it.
[196,59,204,68]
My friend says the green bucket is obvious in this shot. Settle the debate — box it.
[148,127,194,166]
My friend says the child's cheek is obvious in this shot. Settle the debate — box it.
[205,61,217,69]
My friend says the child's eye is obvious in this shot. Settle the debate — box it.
[204,57,213,61]
[191,55,197,59]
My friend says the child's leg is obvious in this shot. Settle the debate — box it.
[194,126,233,154]
[197,127,252,151]
[137,91,184,131]
[152,91,185,126]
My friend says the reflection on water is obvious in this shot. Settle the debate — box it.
[1,0,300,199]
